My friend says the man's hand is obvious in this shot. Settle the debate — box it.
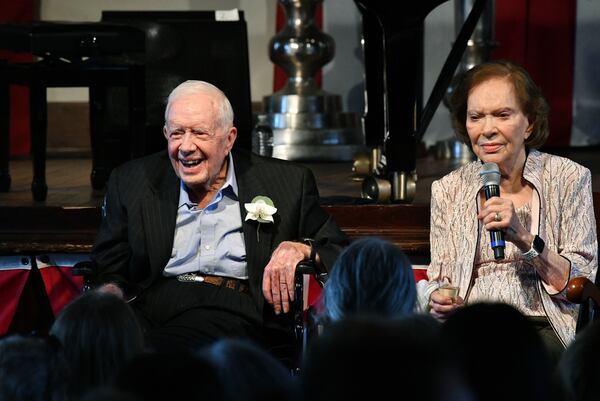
[262,241,311,315]
[96,282,124,299]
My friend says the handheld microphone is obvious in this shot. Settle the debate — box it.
[480,162,505,259]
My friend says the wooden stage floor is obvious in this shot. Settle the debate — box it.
[2,146,600,208]
[0,154,457,208]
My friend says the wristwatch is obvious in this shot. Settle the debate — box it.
[522,235,545,260]
[298,238,317,263]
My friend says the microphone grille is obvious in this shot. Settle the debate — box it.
[480,162,500,186]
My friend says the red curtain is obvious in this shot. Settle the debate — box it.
[0,0,35,156]
[493,0,576,147]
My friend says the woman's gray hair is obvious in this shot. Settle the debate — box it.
[164,80,234,131]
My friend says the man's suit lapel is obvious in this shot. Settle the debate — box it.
[142,155,179,276]
[234,151,275,282]
[136,151,276,283]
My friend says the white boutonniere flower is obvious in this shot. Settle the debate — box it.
[244,196,277,241]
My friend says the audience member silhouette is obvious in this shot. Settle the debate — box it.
[300,315,466,401]
[557,317,600,401]
[79,386,142,401]
[319,237,416,323]
[201,338,298,401]
[49,290,145,400]
[115,351,223,401]
[0,334,69,401]
[441,302,558,401]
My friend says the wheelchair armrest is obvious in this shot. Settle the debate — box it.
[567,276,600,305]
[295,259,328,287]
[71,260,96,278]
[71,260,98,292]
[71,260,141,302]
[567,276,600,333]
[296,259,315,275]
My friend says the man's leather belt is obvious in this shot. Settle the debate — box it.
[176,272,249,293]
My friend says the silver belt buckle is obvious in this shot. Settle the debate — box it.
[177,273,205,283]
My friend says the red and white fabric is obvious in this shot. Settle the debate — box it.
[0,254,87,335]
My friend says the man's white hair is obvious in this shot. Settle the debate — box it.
[164,80,234,131]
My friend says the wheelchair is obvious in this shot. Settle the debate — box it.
[72,258,328,372]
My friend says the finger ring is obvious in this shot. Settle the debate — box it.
[495,212,501,222]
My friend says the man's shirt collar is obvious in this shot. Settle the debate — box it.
[178,152,238,210]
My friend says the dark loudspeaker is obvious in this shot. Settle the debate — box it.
[101,10,253,154]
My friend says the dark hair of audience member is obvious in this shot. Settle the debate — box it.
[49,290,145,399]
[300,314,464,401]
[0,334,69,401]
[200,338,298,401]
[557,317,600,401]
[115,351,223,401]
[320,237,416,322]
[441,302,558,401]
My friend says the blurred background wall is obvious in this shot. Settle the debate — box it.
[3,0,599,154]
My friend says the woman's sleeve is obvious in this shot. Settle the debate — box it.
[557,166,598,286]
[417,179,453,310]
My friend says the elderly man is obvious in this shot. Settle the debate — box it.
[92,80,347,357]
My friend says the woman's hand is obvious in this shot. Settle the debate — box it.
[480,194,572,291]
[478,197,532,251]
[429,290,464,321]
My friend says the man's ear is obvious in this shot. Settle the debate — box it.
[163,125,169,140]
[225,127,237,152]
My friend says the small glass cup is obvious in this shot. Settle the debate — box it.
[438,285,459,303]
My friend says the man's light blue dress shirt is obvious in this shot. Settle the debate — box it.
[163,153,248,279]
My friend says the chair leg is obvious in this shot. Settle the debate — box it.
[29,83,47,201]
[89,83,109,190]
[0,69,11,192]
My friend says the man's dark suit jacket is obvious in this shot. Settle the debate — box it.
[91,148,348,326]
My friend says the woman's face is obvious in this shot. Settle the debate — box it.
[466,77,533,175]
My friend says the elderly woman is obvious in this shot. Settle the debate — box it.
[422,60,597,356]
